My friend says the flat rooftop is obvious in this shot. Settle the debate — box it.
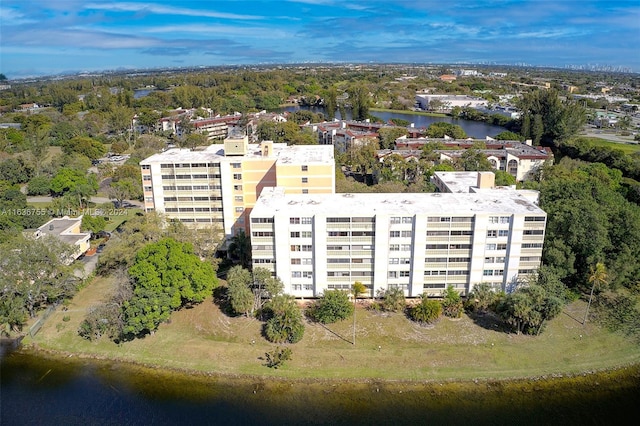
[252,187,546,217]
[140,143,334,165]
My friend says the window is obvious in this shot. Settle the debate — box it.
[302,258,313,265]
[426,244,448,250]
[235,195,243,202]
[449,257,470,263]
[448,270,469,275]
[328,259,350,264]
[292,271,302,278]
[291,259,301,265]
[301,217,312,224]
[452,217,473,223]
[525,216,545,222]
[390,217,401,224]
[498,230,509,237]
[401,231,412,238]
[327,217,350,223]
[522,243,543,248]
[328,231,348,237]
[304,284,313,290]
[390,231,400,238]
[424,270,447,276]
[495,270,504,276]
[233,173,242,180]
[231,162,241,169]
[389,258,399,264]
[425,257,447,263]
[424,284,446,289]
[390,244,400,251]
[500,216,510,224]
[497,244,507,250]
[401,244,411,251]
[290,217,300,224]
[252,231,273,237]
[292,284,302,291]
[427,231,449,236]
[302,245,312,251]
[301,231,312,238]
[485,257,495,263]
[486,244,497,250]
[487,230,497,238]
[144,186,152,191]
[301,177,308,183]
[496,257,505,263]
[290,245,300,251]
[235,207,244,213]
[302,189,309,194]
[303,271,313,278]
[449,244,471,249]
[399,271,410,277]
[483,270,494,276]
[402,217,412,223]
[388,271,398,278]
[143,175,151,181]
[251,218,274,224]
[234,185,242,191]
[450,230,473,236]
[301,165,308,172]
[524,229,544,235]
[291,232,300,238]
[489,216,499,224]
[400,258,411,264]
[142,165,150,170]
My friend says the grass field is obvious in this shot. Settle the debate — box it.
[25,275,640,382]
[575,136,640,154]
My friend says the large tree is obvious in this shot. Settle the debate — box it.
[0,235,79,331]
[517,89,586,146]
[123,238,217,337]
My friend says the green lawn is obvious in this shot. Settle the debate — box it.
[576,136,640,154]
[25,276,640,382]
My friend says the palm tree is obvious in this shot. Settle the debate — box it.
[351,281,367,345]
[228,230,251,269]
[583,262,608,325]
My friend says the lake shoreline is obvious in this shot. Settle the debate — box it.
[16,341,640,388]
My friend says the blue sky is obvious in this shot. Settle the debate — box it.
[1,0,639,78]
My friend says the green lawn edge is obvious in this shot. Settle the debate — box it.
[20,275,640,383]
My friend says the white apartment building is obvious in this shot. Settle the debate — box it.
[250,187,546,298]
[140,135,335,238]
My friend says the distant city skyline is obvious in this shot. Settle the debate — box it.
[1,0,639,78]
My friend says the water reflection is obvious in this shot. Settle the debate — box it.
[280,106,507,139]
[2,351,638,425]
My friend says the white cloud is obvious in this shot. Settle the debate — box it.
[84,2,264,20]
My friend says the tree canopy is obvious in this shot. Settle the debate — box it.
[123,238,217,337]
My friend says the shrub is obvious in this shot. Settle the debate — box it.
[410,296,442,324]
[263,295,305,344]
[381,287,406,312]
[78,303,123,341]
[264,347,292,369]
[308,290,353,324]
[442,285,463,318]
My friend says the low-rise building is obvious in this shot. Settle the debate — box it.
[33,216,91,264]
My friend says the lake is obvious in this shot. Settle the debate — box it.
[280,106,507,139]
[2,347,638,425]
